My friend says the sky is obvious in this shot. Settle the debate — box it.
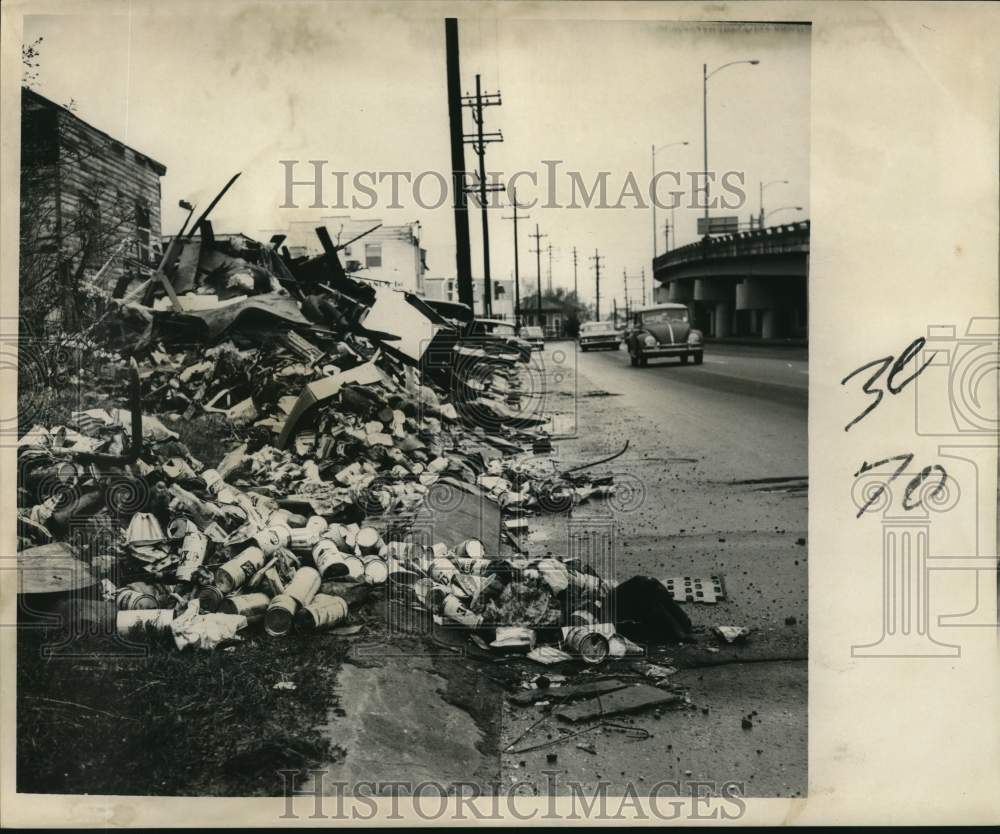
[23,3,810,309]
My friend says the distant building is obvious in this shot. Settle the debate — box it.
[520,298,568,338]
[270,216,427,294]
[423,277,516,320]
[20,87,167,328]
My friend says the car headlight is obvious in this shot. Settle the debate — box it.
[688,331,703,345]
[643,335,657,347]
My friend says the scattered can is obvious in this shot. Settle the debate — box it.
[342,554,365,581]
[289,527,321,551]
[305,515,329,536]
[429,557,457,584]
[355,526,382,555]
[456,539,484,560]
[442,594,483,628]
[568,609,596,627]
[177,531,209,580]
[363,556,388,586]
[117,608,173,635]
[562,627,610,665]
[265,594,298,637]
[285,567,321,606]
[219,592,271,623]
[321,524,350,550]
[116,587,158,611]
[194,585,224,613]
[313,540,350,579]
[166,516,198,540]
[215,546,266,594]
[295,593,349,632]
[256,524,292,556]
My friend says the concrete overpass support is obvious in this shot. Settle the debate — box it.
[666,278,694,303]
[694,278,735,338]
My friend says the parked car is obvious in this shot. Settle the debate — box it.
[626,303,703,367]
[577,320,622,352]
[520,325,545,351]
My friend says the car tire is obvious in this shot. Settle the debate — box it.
[629,351,638,367]
[639,355,649,368]
[680,354,689,365]
[694,352,703,365]
[580,345,588,352]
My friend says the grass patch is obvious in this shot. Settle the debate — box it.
[17,619,354,796]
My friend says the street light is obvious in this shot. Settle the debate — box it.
[759,179,788,230]
[764,206,803,224]
[703,59,759,234]
[651,140,688,259]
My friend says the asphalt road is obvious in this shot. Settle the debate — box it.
[502,340,808,797]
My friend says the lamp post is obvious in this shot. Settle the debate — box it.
[702,59,759,234]
[651,140,688,259]
[759,179,788,229]
[764,206,803,224]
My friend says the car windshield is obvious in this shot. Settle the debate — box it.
[580,322,613,333]
[488,323,516,336]
[641,308,688,325]
[522,327,543,337]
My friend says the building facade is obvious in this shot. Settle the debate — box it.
[273,216,427,295]
[20,88,167,328]
[422,277,516,320]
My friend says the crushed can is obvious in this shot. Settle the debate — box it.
[219,592,271,624]
[442,594,483,628]
[126,581,173,607]
[562,627,610,665]
[215,546,266,594]
[313,540,350,579]
[285,566,321,606]
[295,593,349,632]
[568,609,596,627]
[265,594,298,637]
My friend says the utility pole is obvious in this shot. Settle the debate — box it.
[501,188,528,328]
[572,246,579,300]
[462,74,503,317]
[613,297,618,327]
[444,19,473,309]
[529,224,547,329]
[590,249,604,321]
[546,243,555,293]
[641,266,646,307]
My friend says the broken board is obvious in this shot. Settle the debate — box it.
[555,683,684,723]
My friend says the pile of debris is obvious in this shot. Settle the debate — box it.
[17,173,693,661]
